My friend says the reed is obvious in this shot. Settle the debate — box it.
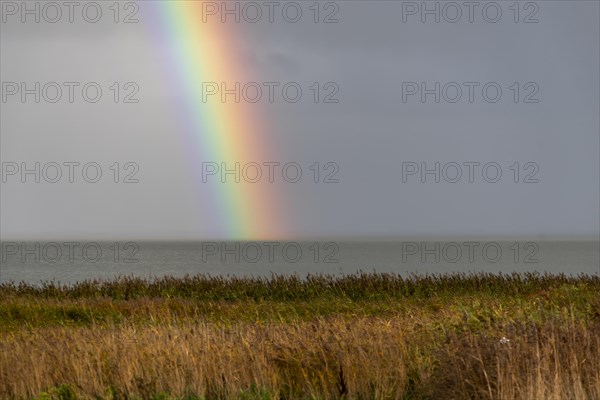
[1,273,599,399]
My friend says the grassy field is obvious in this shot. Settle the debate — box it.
[1,272,599,400]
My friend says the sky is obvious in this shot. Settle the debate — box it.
[1,0,599,240]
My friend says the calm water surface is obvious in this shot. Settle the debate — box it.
[1,241,598,285]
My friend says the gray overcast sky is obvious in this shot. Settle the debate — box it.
[1,1,598,240]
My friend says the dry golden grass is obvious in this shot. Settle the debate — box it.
[432,319,600,400]
[1,318,415,399]
[1,273,599,399]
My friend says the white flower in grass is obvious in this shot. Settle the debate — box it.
[499,336,510,344]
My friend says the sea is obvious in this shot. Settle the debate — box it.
[1,240,598,285]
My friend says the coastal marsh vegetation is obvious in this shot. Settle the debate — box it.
[1,272,599,399]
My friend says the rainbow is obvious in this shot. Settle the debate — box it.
[145,2,287,240]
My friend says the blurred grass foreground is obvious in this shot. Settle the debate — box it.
[1,272,599,400]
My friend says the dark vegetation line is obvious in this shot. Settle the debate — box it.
[2,272,599,300]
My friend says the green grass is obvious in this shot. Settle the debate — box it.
[1,272,598,330]
[5,272,597,301]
